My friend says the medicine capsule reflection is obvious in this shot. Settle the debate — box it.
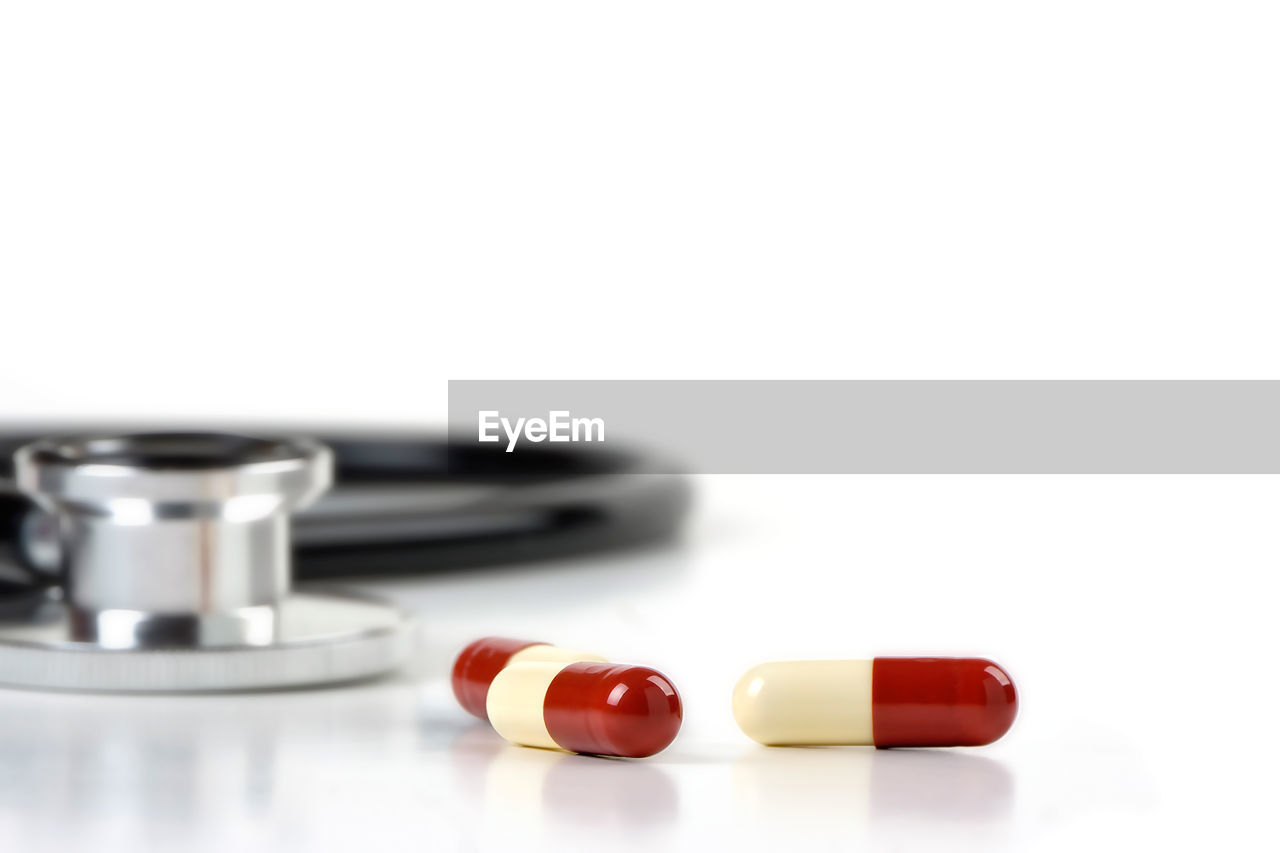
[733,658,1017,748]
[452,637,606,719]
[487,661,683,758]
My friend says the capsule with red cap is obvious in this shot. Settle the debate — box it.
[487,661,683,758]
[452,637,606,720]
[733,657,1017,748]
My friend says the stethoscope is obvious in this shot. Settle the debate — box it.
[0,428,689,693]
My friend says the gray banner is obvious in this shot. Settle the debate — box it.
[447,380,1280,473]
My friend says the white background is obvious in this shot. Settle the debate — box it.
[1,2,1279,851]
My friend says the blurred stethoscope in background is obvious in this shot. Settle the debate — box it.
[0,427,689,694]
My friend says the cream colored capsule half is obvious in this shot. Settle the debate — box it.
[487,660,571,750]
[732,660,874,746]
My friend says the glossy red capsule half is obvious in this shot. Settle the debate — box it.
[872,657,1018,747]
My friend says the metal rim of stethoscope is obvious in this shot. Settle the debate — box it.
[0,431,413,692]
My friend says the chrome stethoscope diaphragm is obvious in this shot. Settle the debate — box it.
[0,432,411,692]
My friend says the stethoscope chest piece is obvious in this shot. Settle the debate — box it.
[0,432,411,692]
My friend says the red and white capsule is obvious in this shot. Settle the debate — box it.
[487,661,683,758]
[733,657,1017,748]
[452,637,606,720]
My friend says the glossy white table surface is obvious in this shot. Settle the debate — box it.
[1,476,1274,852]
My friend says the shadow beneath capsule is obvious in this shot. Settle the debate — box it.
[867,748,1015,822]
[539,751,679,830]
[733,746,1014,831]
[449,723,679,835]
